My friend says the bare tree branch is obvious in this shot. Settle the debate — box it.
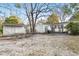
[15,3,51,33]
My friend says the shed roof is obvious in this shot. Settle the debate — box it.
[3,23,24,27]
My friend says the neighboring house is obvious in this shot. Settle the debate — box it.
[3,24,26,35]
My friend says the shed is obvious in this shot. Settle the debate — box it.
[3,24,26,35]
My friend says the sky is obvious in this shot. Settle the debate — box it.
[0,3,67,24]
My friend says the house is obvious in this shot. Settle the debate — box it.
[3,24,26,35]
[50,22,68,32]
[35,23,51,33]
[35,19,52,33]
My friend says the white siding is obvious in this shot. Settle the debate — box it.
[35,23,44,33]
[3,26,26,35]
[35,23,50,33]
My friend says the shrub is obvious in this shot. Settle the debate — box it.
[0,28,3,34]
[66,22,79,35]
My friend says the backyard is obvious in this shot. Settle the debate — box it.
[0,3,79,56]
[0,34,79,56]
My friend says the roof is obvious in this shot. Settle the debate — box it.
[3,23,24,27]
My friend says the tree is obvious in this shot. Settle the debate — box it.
[15,3,51,33]
[60,4,71,32]
[47,13,59,32]
[62,3,79,33]
[71,12,79,21]
[4,16,22,24]
[66,11,79,35]
[69,3,79,14]
[47,13,59,24]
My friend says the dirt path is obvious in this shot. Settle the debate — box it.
[0,34,78,56]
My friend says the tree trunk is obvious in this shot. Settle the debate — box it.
[29,23,32,33]
[32,24,36,33]
[30,23,36,33]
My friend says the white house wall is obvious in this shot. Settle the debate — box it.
[35,23,49,33]
[3,26,26,35]
[37,24,68,33]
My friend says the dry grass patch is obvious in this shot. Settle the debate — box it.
[28,49,47,56]
[66,37,79,54]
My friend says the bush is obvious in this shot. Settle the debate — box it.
[66,22,79,35]
[0,28,3,34]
